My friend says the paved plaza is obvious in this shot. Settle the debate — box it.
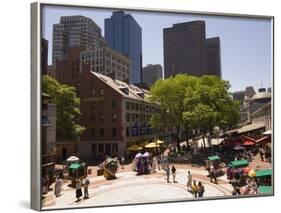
[42,168,233,209]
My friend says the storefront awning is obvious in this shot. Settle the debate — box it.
[256,136,271,143]
[237,123,265,134]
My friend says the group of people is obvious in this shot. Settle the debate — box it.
[186,170,205,198]
[244,177,258,195]
[259,145,271,162]
[165,167,205,198]
[75,177,90,202]
[165,165,177,183]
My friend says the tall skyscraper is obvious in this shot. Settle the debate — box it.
[163,21,222,78]
[105,11,142,84]
[41,38,48,74]
[52,15,105,65]
[206,37,221,77]
[142,64,163,87]
[163,21,207,78]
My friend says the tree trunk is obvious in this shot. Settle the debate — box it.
[176,125,181,152]
[202,132,206,149]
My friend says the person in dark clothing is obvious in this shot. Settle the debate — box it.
[198,181,205,197]
[165,165,170,183]
[171,165,177,183]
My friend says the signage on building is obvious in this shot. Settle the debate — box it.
[83,96,105,102]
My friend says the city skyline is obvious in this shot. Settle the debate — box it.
[42,5,272,92]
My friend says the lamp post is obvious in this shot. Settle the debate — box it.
[213,126,220,146]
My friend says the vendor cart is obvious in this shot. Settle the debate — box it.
[68,162,88,187]
[255,169,272,186]
[206,155,224,176]
[103,157,118,180]
[227,160,249,185]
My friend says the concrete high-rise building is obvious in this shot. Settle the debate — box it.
[80,46,131,81]
[52,15,105,65]
[142,64,163,87]
[206,37,221,77]
[164,21,207,78]
[105,11,142,84]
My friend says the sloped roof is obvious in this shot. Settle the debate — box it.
[91,71,151,102]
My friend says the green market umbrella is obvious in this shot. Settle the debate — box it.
[229,160,249,168]
[208,155,220,161]
[68,163,81,170]
[258,186,272,194]
[256,169,272,178]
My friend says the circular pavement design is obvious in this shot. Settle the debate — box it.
[43,169,230,209]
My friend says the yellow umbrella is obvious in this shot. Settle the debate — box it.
[140,141,150,147]
[155,139,164,144]
[248,169,256,177]
[145,142,160,148]
[127,144,142,151]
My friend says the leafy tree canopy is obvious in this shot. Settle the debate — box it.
[42,75,85,141]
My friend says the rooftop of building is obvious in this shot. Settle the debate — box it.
[90,71,151,102]
[251,88,271,102]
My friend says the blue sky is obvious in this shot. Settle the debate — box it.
[42,5,272,92]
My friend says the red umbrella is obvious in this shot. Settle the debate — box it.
[243,167,251,174]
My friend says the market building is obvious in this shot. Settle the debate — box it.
[77,67,163,160]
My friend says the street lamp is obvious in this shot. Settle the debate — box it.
[213,126,220,145]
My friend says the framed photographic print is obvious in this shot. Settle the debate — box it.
[31,1,274,211]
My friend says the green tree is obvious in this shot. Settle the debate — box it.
[149,74,199,151]
[42,75,85,141]
[183,75,240,147]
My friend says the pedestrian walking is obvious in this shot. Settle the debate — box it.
[259,146,264,161]
[171,165,176,183]
[54,176,62,197]
[120,155,125,169]
[187,170,192,191]
[198,181,205,197]
[83,177,90,199]
[191,180,198,198]
[232,186,241,195]
[44,175,49,194]
[152,156,157,173]
[165,165,170,183]
[157,155,161,170]
[209,163,217,184]
[75,180,83,202]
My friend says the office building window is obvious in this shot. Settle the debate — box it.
[100,113,105,122]
[99,128,104,137]
[112,128,116,138]
[98,144,104,152]
[112,113,117,121]
[126,102,130,110]
[112,100,116,108]
[91,128,95,137]
[126,114,130,122]
[126,127,130,137]
[100,88,104,95]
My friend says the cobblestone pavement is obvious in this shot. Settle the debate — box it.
[42,168,233,210]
